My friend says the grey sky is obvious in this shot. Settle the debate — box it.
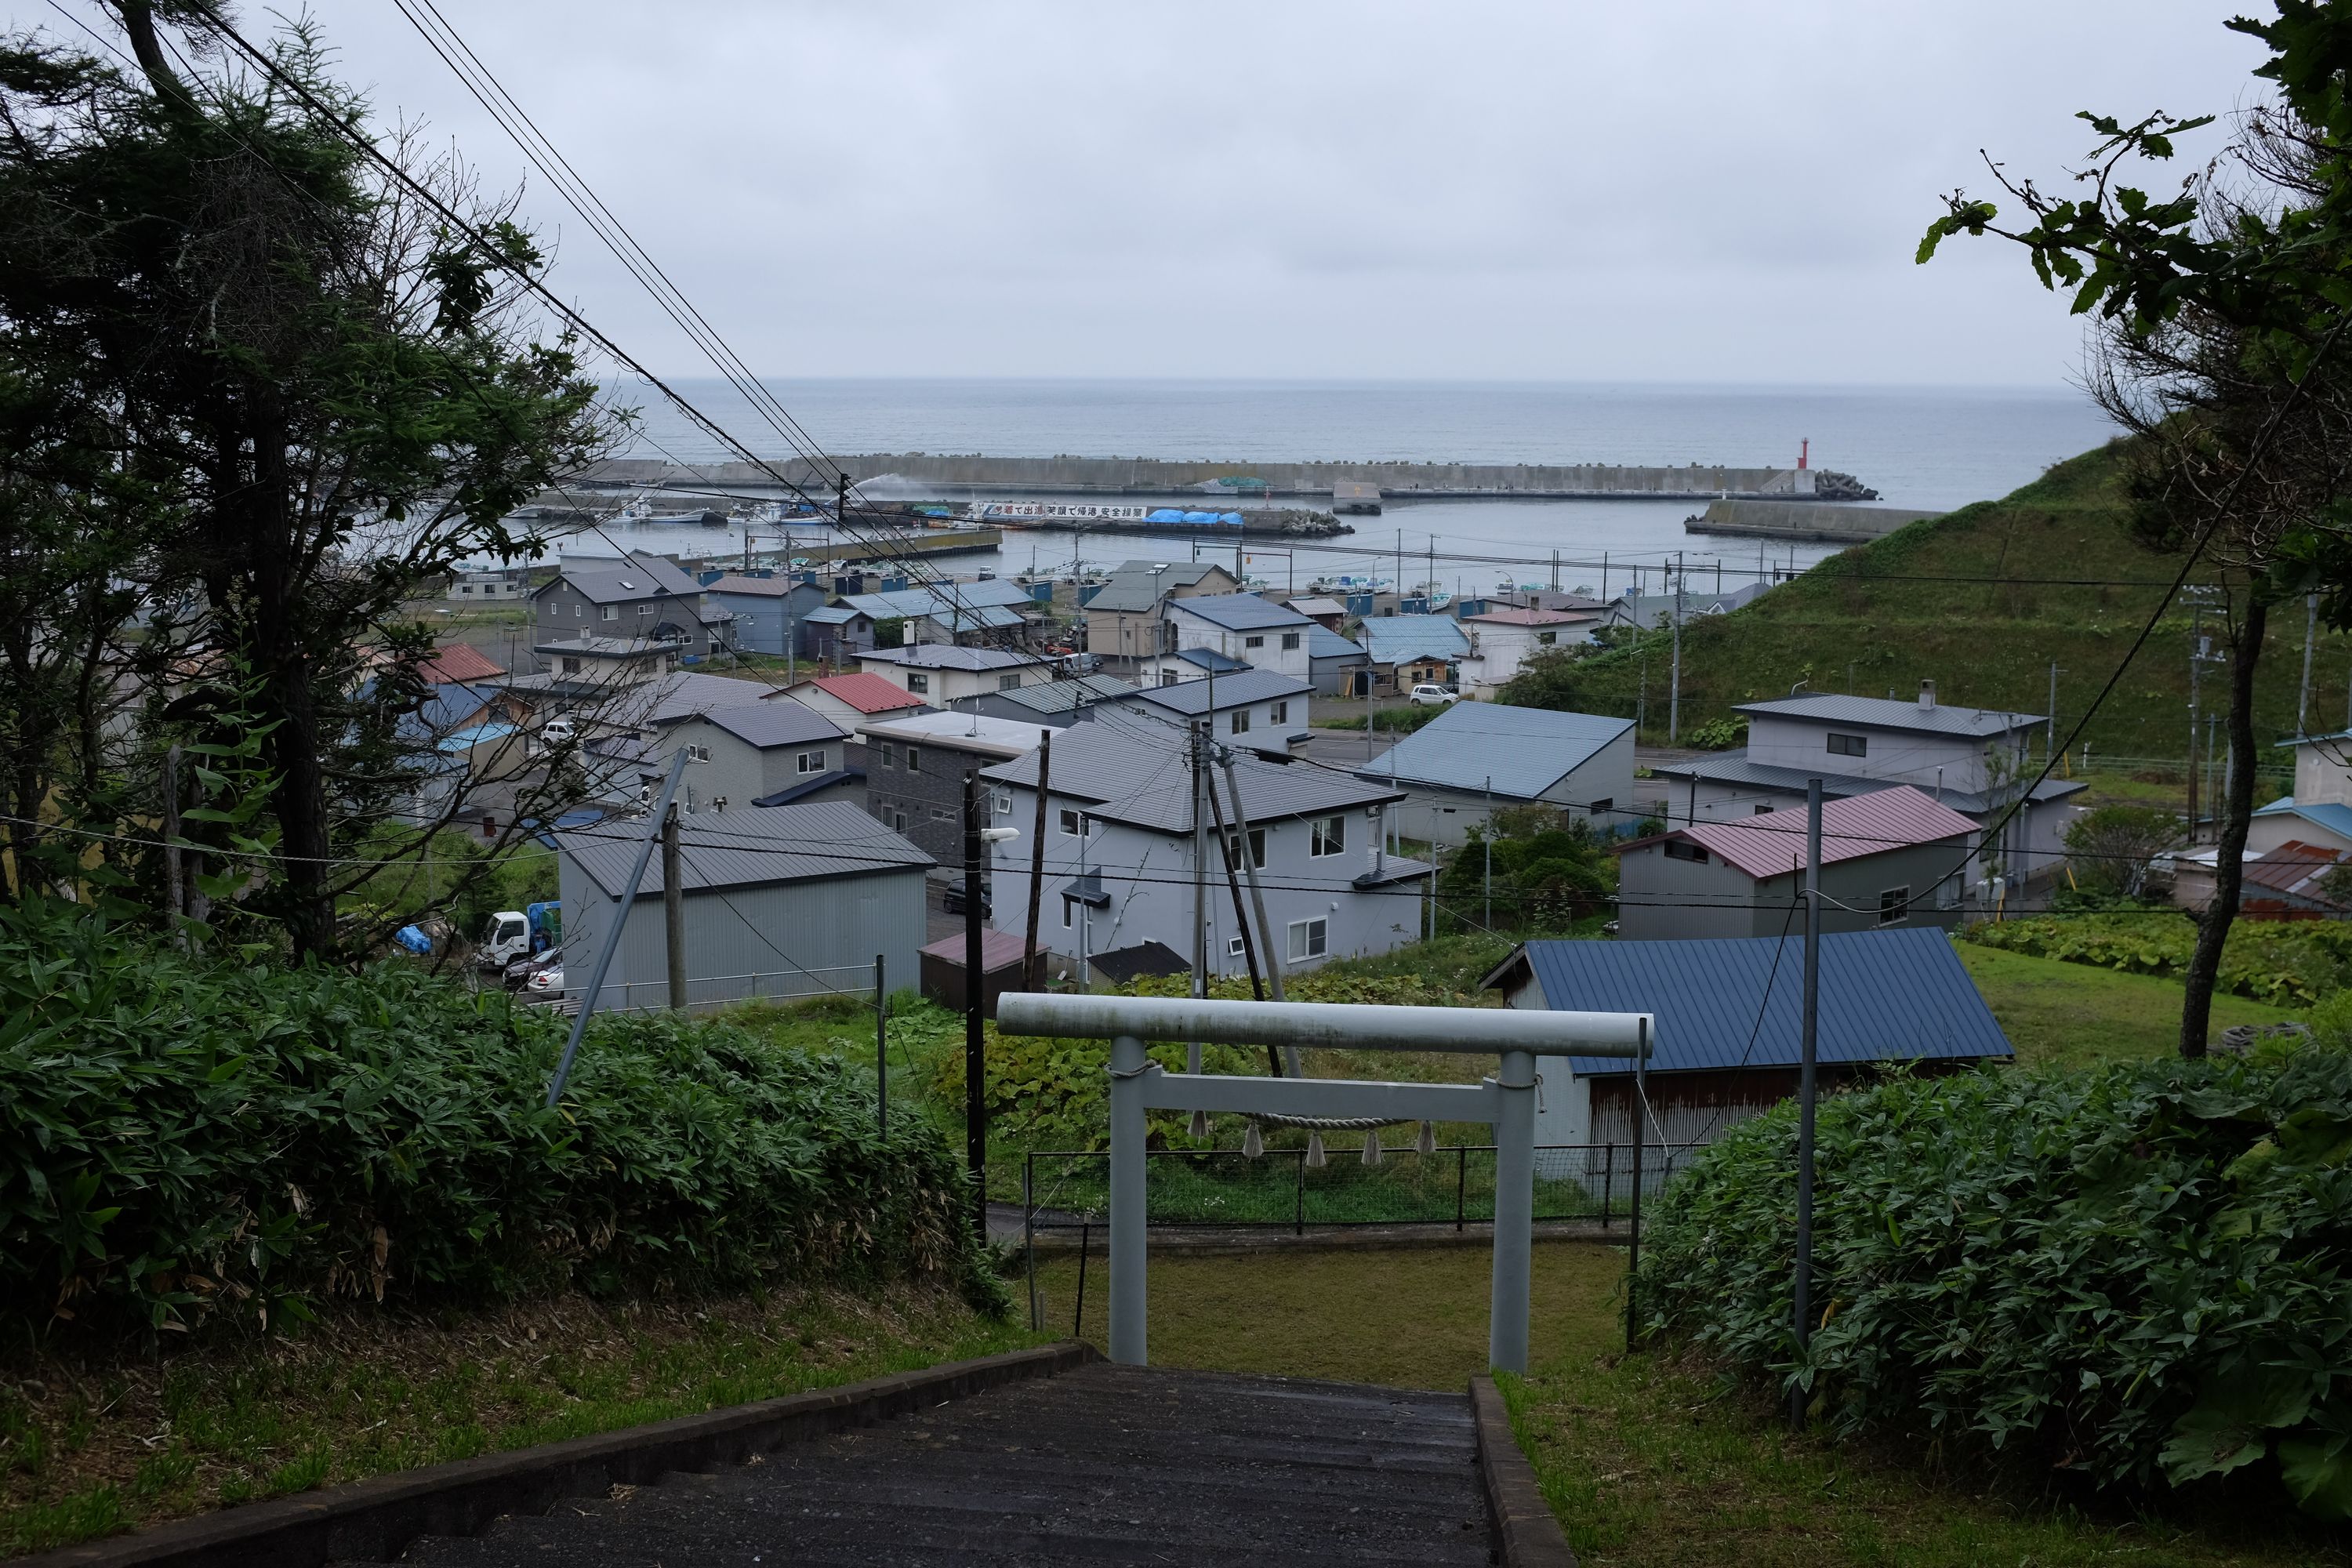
[40,2,2272,383]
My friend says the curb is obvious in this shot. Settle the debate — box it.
[1468,1374,1577,1568]
[20,1341,1098,1568]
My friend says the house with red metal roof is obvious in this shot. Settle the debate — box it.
[415,641,506,685]
[1613,785,1980,941]
[769,672,931,737]
[1457,607,1601,697]
[2172,838,2350,920]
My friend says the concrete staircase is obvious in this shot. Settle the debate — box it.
[382,1363,1493,1565]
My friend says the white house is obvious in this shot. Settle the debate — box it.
[1457,608,1600,699]
[1160,593,1316,681]
[857,644,1057,706]
[1644,683,2085,887]
[979,721,1430,983]
[1127,668,1312,754]
[1357,701,1637,848]
[657,699,855,813]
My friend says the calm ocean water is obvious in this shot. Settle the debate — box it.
[583,379,2118,589]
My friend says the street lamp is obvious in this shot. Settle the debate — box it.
[964,767,1021,1242]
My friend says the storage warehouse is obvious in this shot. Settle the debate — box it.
[555,800,932,1013]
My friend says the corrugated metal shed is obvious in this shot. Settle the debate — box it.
[1306,626,1365,659]
[1671,785,1977,880]
[982,720,1398,835]
[991,675,1145,717]
[2253,797,2352,842]
[1363,702,1631,800]
[783,673,927,714]
[1084,562,1231,614]
[1359,615,1471,665]
[553,552,705,604]
[862,644,1045,673]
[557,800,931,898]
[1499,927,2011,1076]
[1737,691,2042,739]
[1131,669,1312,717]
[843,588,1025,630]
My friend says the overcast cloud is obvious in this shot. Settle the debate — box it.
[32,1,2274,384]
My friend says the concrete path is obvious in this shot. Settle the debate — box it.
[383,1363,1491,1566]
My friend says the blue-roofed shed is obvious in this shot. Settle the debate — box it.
[1357,700,1635,847]
[1483,928,2010,1147]
[1359,615,1471,667]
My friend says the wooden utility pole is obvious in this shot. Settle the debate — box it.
[662,802,686,1010]
[1668,551,1685,744]
[1790,778,1824,1428]
[963,769,987,1241]
[1023,731,1051,989]
[1207,775,1269,1010]
[162,744,186,952]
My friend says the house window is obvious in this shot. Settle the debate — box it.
[1935,874,1963,909]
[1537,630,1557,645]
[638,603,652,616]
[1228,935,1247,958]
[561,657,581,675]
[1310,814,1345,857]
[1230,709,1251,735]
[573,603,582,617]
[878,742,895,769]
[1287,917,1328,962]
[1281,632,1300,651]
[601,605,617,622]
[1878,887,1910,926]
[686,743,711,762]
[994,789,1013,815]
[1222,828,1268,871]
[891,808,908,831]
[1244,634,1265,648]
[797,750,826,775]
[1060,808,1087,837]
[1588,797,1613,817]
[1827,732,1867,757]
[1664,839,1707,863]
[999,673,1024,691]
[906,746,921,773]
[1160,670,1180,687]
[1062,895,1076,929]
[906,673,930,694]
[1269,700,1289,724]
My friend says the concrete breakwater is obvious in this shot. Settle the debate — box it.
[1685,498,1943,544]
[577,454,1878,503]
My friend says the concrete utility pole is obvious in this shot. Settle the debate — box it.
[1189,720,1210,1120]
[1668,553,1685,744]
[1790,778,1824,1430]
[2047,663,2063,764]
[874,954,887,1134]
[161,744,185,952]
[662,802,686,1010]
[1483,775,1494,931]
[2188,602,2204,834]
[963,769,986,1242]
[2300,593,2319,737]
[1024,731,1052,989]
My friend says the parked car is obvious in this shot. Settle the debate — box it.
[1407,683,1458,706]
[942,880,993,917]
[526,964,564,995]
[503,946,564,992]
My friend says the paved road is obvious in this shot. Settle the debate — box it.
[390,1363,1491,1566]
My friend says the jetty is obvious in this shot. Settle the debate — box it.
[574,454,1879,504]
[1684,497,1943,544]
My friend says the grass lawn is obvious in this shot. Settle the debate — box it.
[1033,1243,2344,1567]
[1958,942,2307,1069]
[0,1283,1044,1557]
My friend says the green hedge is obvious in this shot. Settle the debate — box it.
[1637,1044,2352,1519]
[0,899,992,1341]
[1962,913,2352,1006]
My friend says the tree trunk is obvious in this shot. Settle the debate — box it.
[2179,593,2267,1057]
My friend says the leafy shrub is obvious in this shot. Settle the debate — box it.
[1684,713,1748,750]
[1639,1044,2352,1519]
[1964,912,2352,1006]
[2062,804,2185,900]
[0,898,992,1341]
[1439,814,1616,932]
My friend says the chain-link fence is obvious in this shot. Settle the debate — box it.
[1022,1142,1704,1238]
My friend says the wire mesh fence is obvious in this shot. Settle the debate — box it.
[1021,1142,1705,1239]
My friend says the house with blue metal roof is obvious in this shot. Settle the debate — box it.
[1356,700,1635,848]
[1483,927,2011,1147]
[2256,731,2352,856]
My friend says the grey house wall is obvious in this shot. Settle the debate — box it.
[662,717,844,813]
[710,582,825,658]
[1135,691,1311,746]
[866,735,1001,868]
[532,579,736,659]
[1309,651,1368,697]
[1746,714,2013,797]
[1375,727,1636,849]
[1615,837,1972,940]
[557,859,925,1012]
[985,789,1423,978]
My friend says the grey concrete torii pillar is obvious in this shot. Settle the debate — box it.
[994,993,1653,1374]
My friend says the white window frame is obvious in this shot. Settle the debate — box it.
[1059,807,1088,837]
[906,746,921,774]
[1878,886,1910,926]
[1230,709,1251,735]
[797,750,826,775]
[1281,631,1300,651]
[999,672,1024,691]
[1243,634,1265,649]
[1287,916,1327,962]
[1269,700,1288,724]
[1828,731,1867,757]
[906,673,930,695]
[1222,827,1268,871]
[601,604,617,622]
[685,743,711,762]
[1228,935,1247,958]
[994,789,1013,815]
[1309,814,1346,858]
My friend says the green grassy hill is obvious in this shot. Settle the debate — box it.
[1506,441,2337,762]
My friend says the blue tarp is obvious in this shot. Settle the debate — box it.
[1147,508,1186,522]
[394,925,433,955]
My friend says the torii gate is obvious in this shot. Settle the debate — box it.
[996,993,1651,1374]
